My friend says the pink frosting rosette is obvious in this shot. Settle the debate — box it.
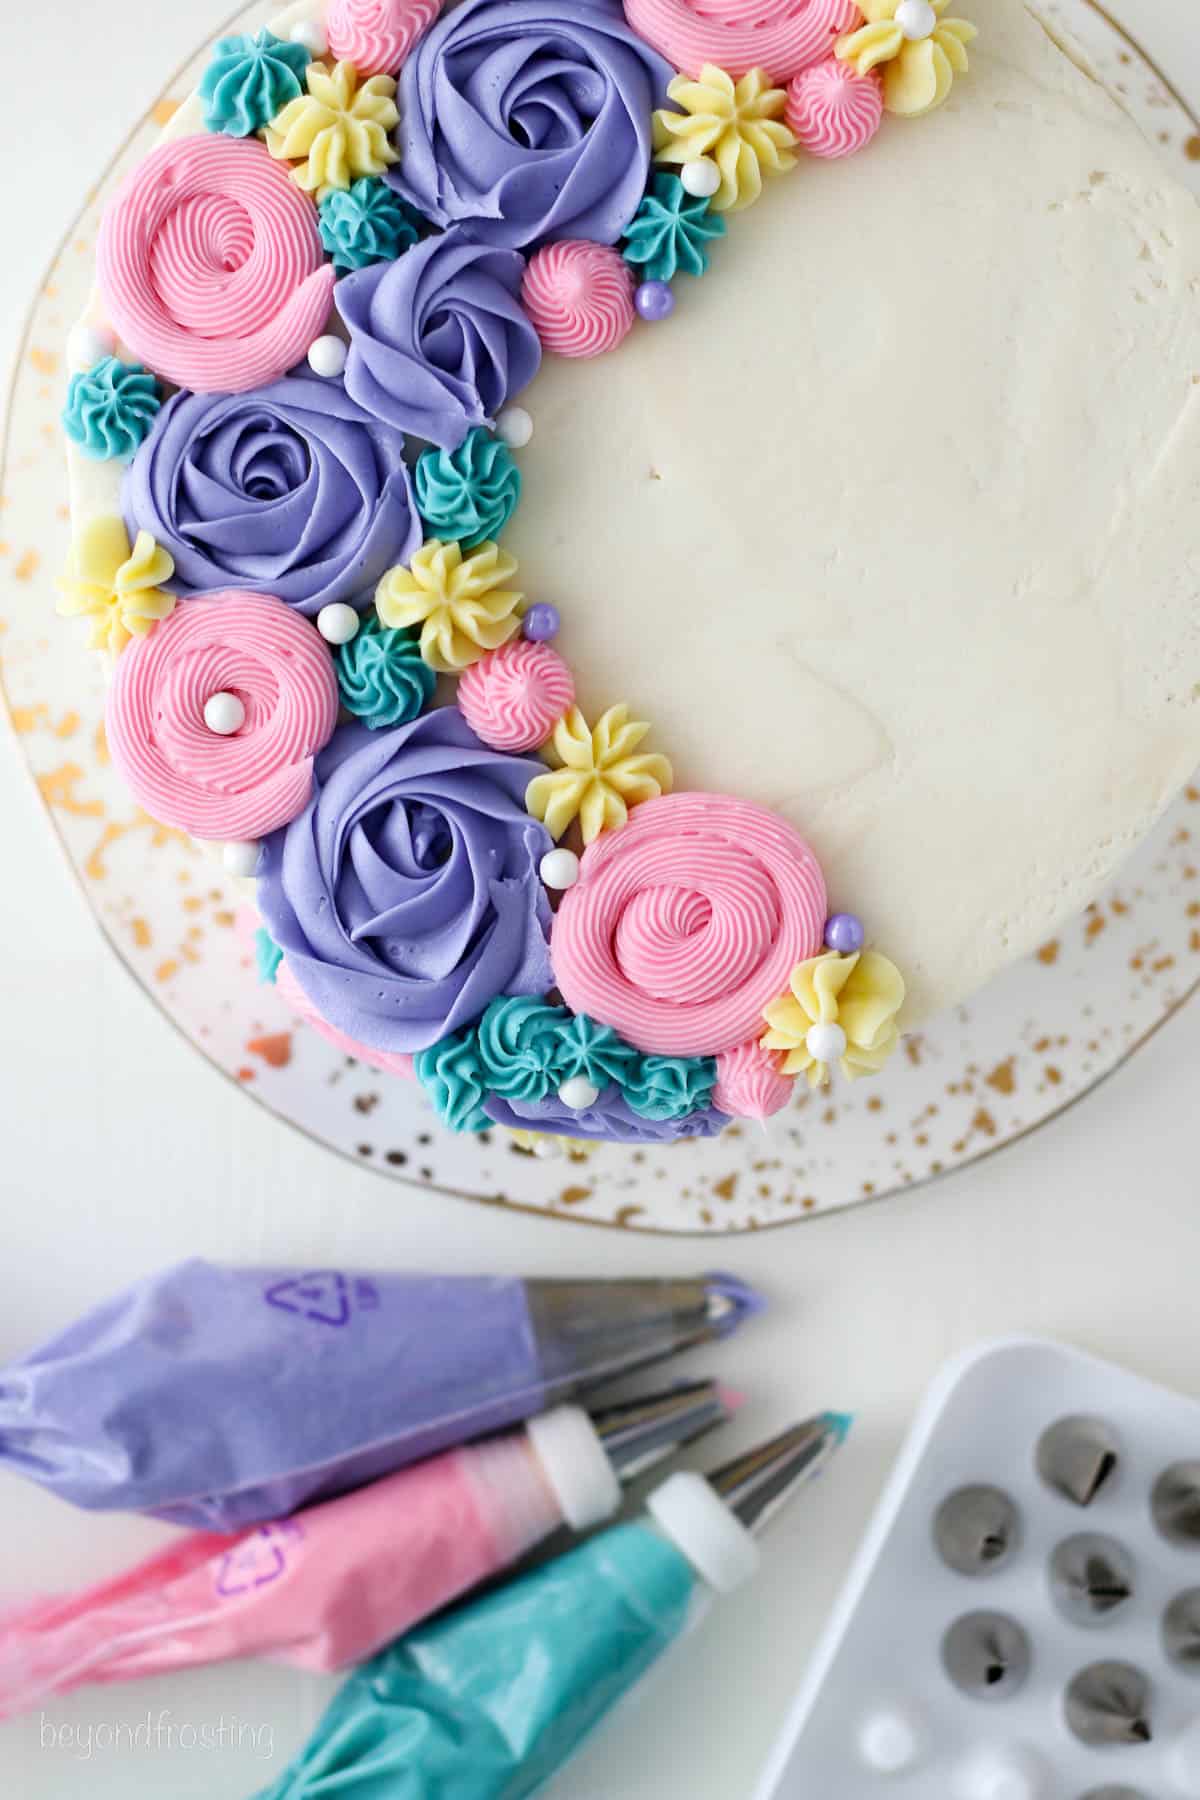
[105,590,339,840]
[97,136,335,395]
[521,242,636,359]
[551,792,827,1056]
[274,958,416,1078]
[713,1039,795,1120]
[456,639,575,752]
[786,58,883,157]
[326,0,441,74]
[622,0,861,82]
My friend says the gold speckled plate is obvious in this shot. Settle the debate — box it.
[2,0,1197,1234]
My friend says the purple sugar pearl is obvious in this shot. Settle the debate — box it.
[825,912,865,954]
[635,280,675,322]
[522,603,561,643]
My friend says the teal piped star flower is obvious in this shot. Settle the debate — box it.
[621,172,727,285]
[477,996,571,1105]
[254,927,283,986]
[198,29,310,138]
[318,179,422,277]
[553,1014,639,1091]
[335,611,435,729]
[414,429,521,551]
[415,1029,491,1133]
[625,1053,718,1121]
[62,357,162,463]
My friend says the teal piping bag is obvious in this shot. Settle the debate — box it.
[0,1261,763,1529]
[256,1412,851,1800]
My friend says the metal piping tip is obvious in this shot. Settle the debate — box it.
[1152,1461,1200,1546]
[1036,1415,1120,1508]
[941,1611,1031,1699]
[1050,1534,1134,1624]
[934,1485,1021,1577]
[1065,1661,1153,1748]
[588,1378,736,1483]
[705,1412,851,1535]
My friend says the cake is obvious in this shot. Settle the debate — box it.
[58,0,1200,1146]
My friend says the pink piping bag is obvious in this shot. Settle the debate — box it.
[0,1382,732,1718]
[0,1259,762,1528]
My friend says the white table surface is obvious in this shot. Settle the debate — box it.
[1,5,1198,1796]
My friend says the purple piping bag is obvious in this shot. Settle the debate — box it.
[0,1261,764,1530]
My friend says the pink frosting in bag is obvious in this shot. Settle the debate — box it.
[97,136,335,394]
[551,792,827,1056]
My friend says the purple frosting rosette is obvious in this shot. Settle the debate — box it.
[389,0,673,251]
[257,709,555,1055]
[336,229,541,449]
[123,373,420,616]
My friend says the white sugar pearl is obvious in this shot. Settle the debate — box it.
[203,690,246,736]
[806,1021,848,1064]
[532,1137,564,1160]
[222,840,261,878]
[317,602,361,645]
[496,406,533,450]
[308,334,348,379]
[290,19,328,55]
[539,848,580,891]
[67,322,115,371]
[558,1076,600,1111]
[895,0,937,37]
[954,1748,1046,1800]
[858,1710,921,1773]
[680,157,721,200]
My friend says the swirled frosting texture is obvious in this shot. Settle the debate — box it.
[836,0,976,116]
[63,357,161,463]
[264,61,399,198]
[521,241,636,358]
[198,30,311,137]
[123,374,420,617]
[457,638,575,751]
[624,1053,717,1120]
[376,539,524,672]
[275,957,417,1077]
[255,708,554,1054]
[416,1028,492,1129]
[415,428,521,548]
[389,0,673,250]
[318,178,421,275]
[336,610,435,727]
[621,173,725,282]
[336,229,540,448]
[551,792,828,1055]
[105,589,339,840]
[761,948,905,1082]
[623,0,860,81]
[785,57,884,155]
[712,1038,794,1119]
[96,136,335,395]
[327,0,442,75]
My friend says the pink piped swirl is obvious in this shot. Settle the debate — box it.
[105,590,339,841]
[275,959,416,1078]
[326,0,441,75]
[96,136,335,395]
[622,0,861,82]
[713,1039,795,1120]
[456,639,575,752]
[551,793,827,1056]
[521,242,636,359]
[786,57,883,158]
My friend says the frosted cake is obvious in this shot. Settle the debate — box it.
[59,0,1200,1145]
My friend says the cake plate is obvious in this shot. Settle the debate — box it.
[2,0,1197,1235]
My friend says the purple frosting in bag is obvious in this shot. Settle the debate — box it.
[389,0,673,252]
[336,230,541,450]
[257,709,555,1055]
[123,373,421,616]
[485,1089,732,1145]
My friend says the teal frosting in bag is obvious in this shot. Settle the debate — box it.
[257,1521,697,1799]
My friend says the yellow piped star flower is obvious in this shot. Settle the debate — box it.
[57,516,176,657]
[652,65,797,213]
[836,0,977,118]
[526,705,673,844]
[375,539,524,673]
[761,949,906,1087]
[265,60,398,197]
